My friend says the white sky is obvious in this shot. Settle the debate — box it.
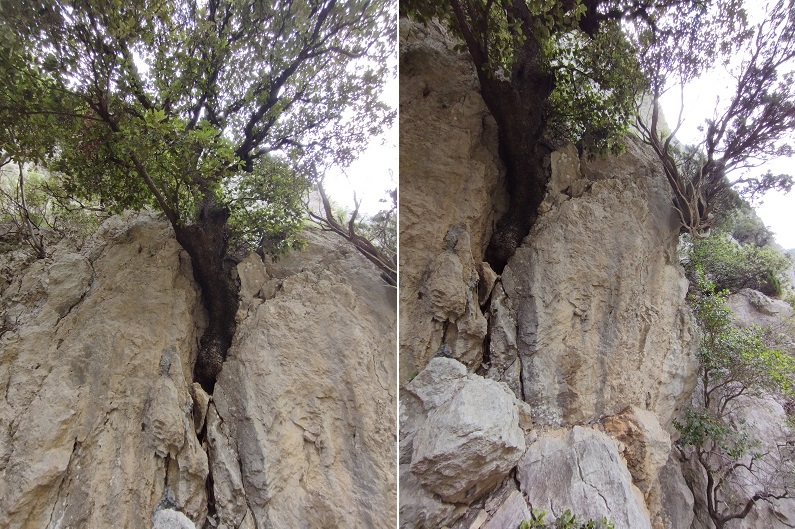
[321,90,397,217]
[320,16,398,218]
[658,3,795,250]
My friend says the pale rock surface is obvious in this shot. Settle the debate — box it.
[410,374,525,503]
[1,215,396,529]
[0,211,207,529]
[727,288,795,335]
[503,139,698,427]
[213,228,396,528]
[400,358,528,526]
[399,463,468,529]
[152,508,197,529]
[652,452,694,529]
[205,403,255,529]
[517,426,652,529]
[480,489,532,529]
[486,281,521,399]
[399,18,507,379]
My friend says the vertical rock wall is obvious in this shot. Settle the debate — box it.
[399,19,508,381]
[399,17,698,529]
[0,212,207,528]
[0,214,396,528]
[502,141,698,428]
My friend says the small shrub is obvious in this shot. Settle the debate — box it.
[685,234,790,296]
[519,509,615,529]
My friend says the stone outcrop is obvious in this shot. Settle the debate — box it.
[399,358,529,527]
[517,426,652,529]
[399,16,700,529]
[0,213,396,528]
[407,358,526,504]
[502,139,698,427]
[399,18,507,380]
[0,212,206,529]
[213,229,396,528]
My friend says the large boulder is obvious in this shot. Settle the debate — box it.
[400,358,529,526]
[502,139,698,427]
[517,426,652,529]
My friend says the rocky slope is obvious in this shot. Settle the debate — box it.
[0,211,396,528]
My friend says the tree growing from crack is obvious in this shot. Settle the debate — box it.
[402,0,795,270]
[401,0,658,271]
[0,0,394,391]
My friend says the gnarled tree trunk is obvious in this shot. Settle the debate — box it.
[173,196,239,392]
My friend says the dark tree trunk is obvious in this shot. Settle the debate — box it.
[173,196,239,392]
[445,0,556,271]
[476,48,554,272]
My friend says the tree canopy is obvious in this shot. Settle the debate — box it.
[636,0,795,235]
[400,0,697,270]
[402,0,795,266]
[0,0,394,252]
[0,0,395,389]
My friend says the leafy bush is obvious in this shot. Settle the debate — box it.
[675,269,795,527]
[0,163,106,255]
[685,234,790,296]
[730,210,775,247]
[519,509,615,529]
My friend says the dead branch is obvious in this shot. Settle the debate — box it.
[308,182,396,287]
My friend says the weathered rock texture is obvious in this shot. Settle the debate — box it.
[399,16,700,529]
[399,358,530,529]
[399,18,507,380]
[0,212,207,528]
[502,140,698,427]
[517,426,652,529]
[0,213,396,528]
[213,229,397,528]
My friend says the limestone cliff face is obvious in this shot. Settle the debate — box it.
[400,18,698,529]
[502,141,697,428]
[399,19,508,382]
[0,212,396,528]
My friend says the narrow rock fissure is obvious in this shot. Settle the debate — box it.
[45,437,80,529]
[54,264,96,328]
[203,464,218,529]
[192,404,218,528]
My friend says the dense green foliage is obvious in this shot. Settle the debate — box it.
[675,270,795,527]
[684,234,790,296]
[401,0,645,155]
[519,509,615,529]
[0,0,396,389]
[718,205,776,247]
[0,0,395,256]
